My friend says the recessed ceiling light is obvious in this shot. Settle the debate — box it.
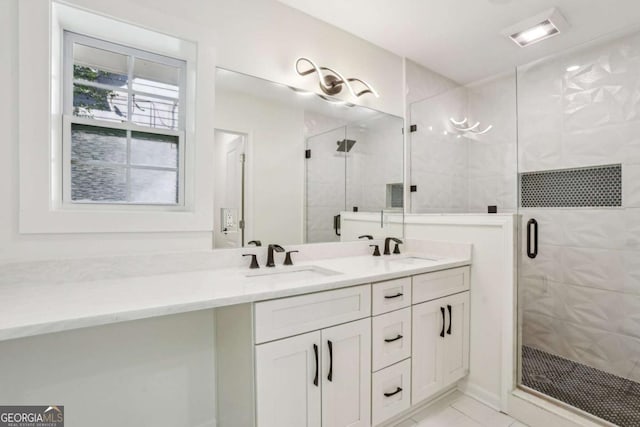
[566,65,580,72]
[501,8,569,48]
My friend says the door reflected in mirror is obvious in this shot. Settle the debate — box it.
[214,68,404,248]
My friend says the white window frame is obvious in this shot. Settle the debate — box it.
[62,31,186,207]
[18,1,215,233]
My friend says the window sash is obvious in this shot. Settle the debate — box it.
[63,115,185,206]
[62,31,187,206]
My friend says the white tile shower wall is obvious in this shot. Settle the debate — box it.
[466,74,517,213]
[518,29,640,382]
[408,68,517,214]
[348,115,404,213]
[410,87,469,213]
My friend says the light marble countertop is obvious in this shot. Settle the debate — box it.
[0,239,471,342]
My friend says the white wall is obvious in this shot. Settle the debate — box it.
[404,214,517,410]
[0,310,217,427]
[405,59,459,106]
[214,89,305,246]
[0,0,403,262]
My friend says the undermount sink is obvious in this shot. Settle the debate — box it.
[386,256,440,265]
[245,265,341,281]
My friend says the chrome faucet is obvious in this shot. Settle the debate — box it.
[384,237,403,255]
[266,244,285,267]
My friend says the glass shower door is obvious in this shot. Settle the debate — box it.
[305,126,346,243]
[516,28,640,426]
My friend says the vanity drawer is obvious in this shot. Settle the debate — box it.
[412,266,470,304]
[372,307,411,372]
[254,285,371,344]
[372,277,411,315]
[372,359,412,426]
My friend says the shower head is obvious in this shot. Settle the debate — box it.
[336,139,357,152]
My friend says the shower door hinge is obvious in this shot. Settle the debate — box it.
[305,149,311,159]
[410,124,417,132]
[410,185,417,192]
[239,219,245,230]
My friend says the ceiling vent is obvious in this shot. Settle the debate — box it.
[501,8,569,47]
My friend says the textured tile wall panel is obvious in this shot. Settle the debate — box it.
[520,165,621,207]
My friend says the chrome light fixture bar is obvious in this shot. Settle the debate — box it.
[501,8,569,47]
[295,57,379,98]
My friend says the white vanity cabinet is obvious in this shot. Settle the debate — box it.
[411,267,470,405]
[215,265,470,427]
[217,285,371,427]
[255,331,322,427]
[255,318,371,427]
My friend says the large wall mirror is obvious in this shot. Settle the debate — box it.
[213,68,404,248]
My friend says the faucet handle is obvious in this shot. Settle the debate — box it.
[243,254,260,269]
[393,243,401,254]
[284,250,299,266]
[358,235,373,240]
[369,245,381,256]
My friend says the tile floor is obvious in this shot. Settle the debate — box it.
[522,345,640,426]
[393,391,527,427]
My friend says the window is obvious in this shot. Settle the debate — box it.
[63,32,186,205]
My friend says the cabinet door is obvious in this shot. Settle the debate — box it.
[411,299,446,404]
[443,292,470,386]
[255,331,321,427]
[321,318,371,427]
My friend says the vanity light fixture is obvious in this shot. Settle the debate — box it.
[295,57,380,99]
[502,8,569,47]
[449,117,493,136]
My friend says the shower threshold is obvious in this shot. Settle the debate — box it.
[522,345,640,426]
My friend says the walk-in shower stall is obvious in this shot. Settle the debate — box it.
[409,27,640,426]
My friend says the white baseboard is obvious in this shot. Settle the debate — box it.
[457,381,502,411]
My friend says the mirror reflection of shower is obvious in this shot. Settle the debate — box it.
[214,67,404,247]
